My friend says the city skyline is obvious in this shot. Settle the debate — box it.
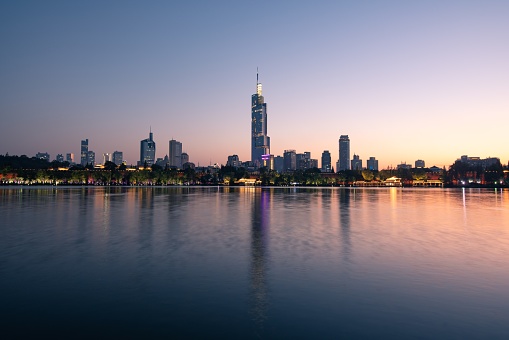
[1,1,508,168]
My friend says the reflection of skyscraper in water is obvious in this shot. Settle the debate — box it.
[249,189,270,327]
[338,189,351,261]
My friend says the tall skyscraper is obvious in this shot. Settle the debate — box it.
[338,135,350,171]
[81,139,88,166]
[251,71,270,166]
[169,139,182,168]
[321,150,331,172]
[140,129,156,166]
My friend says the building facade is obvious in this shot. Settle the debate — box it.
[140,130,156,166]
[251,72,270,167]
[169,139,182,168]
[338,135,350,171]
[415,159,425,168]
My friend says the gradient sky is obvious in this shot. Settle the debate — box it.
[1,1,508,169]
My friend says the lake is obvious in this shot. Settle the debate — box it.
[1,186,508,338]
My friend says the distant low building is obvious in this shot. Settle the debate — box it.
[183,162,195,170]
[36,152,50,162]
[367,157,378,171]
[226,155,242,168]
[397,163,411,170]
[351,154,362,170]
[66,153,74,164]
[458,155,500,170]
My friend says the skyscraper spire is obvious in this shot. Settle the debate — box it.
[256,68,262,96]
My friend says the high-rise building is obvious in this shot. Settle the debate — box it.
[321,150,332,172]
[87,151,95,166]
[140,130,156,166]
[261,154,274,170]
[55,154,64,162]
[66,153,74,164]
[169,139,182,168]
[351,154,362,170]
[112,151,123,166]
[367,157,378,171]
[181,152,189,166]
[227,155,242,168]
[81,139,89,166]
[274,156,284,173]
[415,159,425,168]
[283,150,296,172]
[338,135,350,171]
[103,153,111,164]
[251,71,270,167]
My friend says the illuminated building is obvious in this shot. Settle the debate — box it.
[139,129,156,166]
[251,71,270,167]
[87,151,95,166]
[169,139,182,168]
[338,135,350,171]
[261,154,274,170]
[80,139,88,166]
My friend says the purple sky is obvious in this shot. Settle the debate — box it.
[1,1,508,169]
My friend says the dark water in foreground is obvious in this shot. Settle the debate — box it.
[1,186,509,338]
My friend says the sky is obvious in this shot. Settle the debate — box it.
[1,0,508,169]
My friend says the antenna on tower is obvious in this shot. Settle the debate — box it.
[257,67,259,84]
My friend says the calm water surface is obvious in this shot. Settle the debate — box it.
[1,186,509,338]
